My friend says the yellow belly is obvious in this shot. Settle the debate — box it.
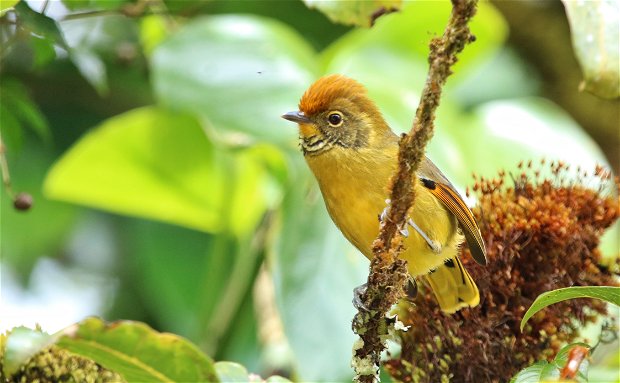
[306,147,460,277]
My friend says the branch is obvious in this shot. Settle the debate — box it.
[351,1,479,382]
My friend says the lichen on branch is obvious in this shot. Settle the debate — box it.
[351,1,480,382]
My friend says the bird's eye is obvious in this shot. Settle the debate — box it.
[327,112,343,127]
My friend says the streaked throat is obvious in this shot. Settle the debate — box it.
[300,135,334,156]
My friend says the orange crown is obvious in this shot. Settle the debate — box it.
[298,74,369,116]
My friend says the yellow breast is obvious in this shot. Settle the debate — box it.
[305,146,459,277]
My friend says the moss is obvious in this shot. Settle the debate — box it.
[5,344,123,383]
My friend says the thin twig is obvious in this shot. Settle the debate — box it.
[40,0,50,15]
[351,1,479,382]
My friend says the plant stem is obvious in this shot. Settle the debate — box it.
[351,1,479,382]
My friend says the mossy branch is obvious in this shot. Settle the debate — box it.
[351,1,479,382]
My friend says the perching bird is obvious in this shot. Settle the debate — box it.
[282,74,486,313]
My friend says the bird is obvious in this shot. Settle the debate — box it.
[281,74,487,313]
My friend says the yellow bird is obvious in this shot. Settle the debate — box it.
[282,75,487,313]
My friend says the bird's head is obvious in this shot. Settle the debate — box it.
[282,75,391,156]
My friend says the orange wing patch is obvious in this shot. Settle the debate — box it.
[421,178,487,265]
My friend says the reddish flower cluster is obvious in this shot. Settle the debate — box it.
[385,161,619,383]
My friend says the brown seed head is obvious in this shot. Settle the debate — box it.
[386,162,620,383]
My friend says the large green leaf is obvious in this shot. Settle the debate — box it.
[521,286,620,332]
[270,160,368,381]
[45,105,283,235]
[44,106,227,233]
[152,15,319,144]
[510,361,559,383]
[562,0,620,99]
[56,317,218,382]
[2,327,55,377]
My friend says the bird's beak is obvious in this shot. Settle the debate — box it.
[281,111,312,124]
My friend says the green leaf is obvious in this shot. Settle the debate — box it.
[15,1,67,49]
[510,361,559,383]
[44,106,278,235]
[0,0,19,16]
[521,286,620,332]
[304,0,402,27]
[56,317,218,382]
[562,0,620,99]
[2,327,55,377]
[152,15,318,144]
[44,106,227,233]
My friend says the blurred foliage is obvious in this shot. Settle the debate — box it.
[1,0,618,382]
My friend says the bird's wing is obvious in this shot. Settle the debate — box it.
[418,157,487,265]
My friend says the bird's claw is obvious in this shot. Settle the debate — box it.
[379,199,391,225]
[405,278,418,300]
[352,283,369,312]
[400,226,409,237]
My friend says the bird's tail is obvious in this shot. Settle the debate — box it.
[424,257,480,313]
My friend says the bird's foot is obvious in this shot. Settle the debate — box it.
[379,199,391,225]
[352,283,369,312]
[405,278,417,300]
